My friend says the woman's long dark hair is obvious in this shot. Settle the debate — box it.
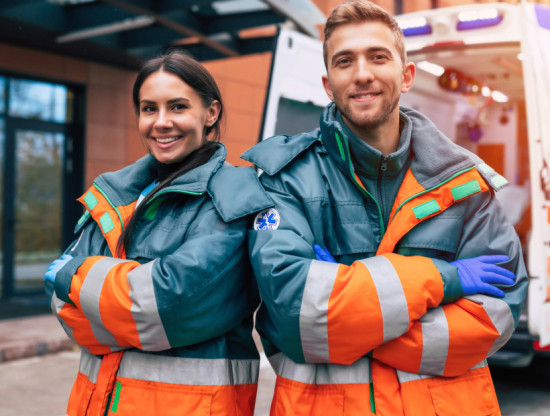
[116,49,223,257]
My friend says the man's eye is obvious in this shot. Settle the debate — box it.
[336,58,351,66]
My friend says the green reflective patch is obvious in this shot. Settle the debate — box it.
[110,381,121,413]
[77,211,90,226]
[491,174,509,189]
[413,199,441,219]
[451,180,481,201]
[83,191,98,210]
[335,131,346,161]
[99,212,115,234]
[144,198,164,220]
[477,163,494,174]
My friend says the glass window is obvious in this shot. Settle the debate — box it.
[9,79,69,123]
[0,76,5,114]
[0,117,4,286]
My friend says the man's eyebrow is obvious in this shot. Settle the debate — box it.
[330,46,394,65]
[330,49,353,66]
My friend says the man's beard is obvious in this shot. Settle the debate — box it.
[337,94,399,130]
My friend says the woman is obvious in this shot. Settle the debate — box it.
[44,50,272,416]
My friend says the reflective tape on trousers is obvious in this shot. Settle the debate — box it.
[268,352,371,385]
[396,360,488,384]
[78,350,259,386]
[118,351,259,385]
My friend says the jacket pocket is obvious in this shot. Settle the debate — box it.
[106,377,213,416]
[66,372,94,416]
[270,377,344,416]
[428,369,499,416]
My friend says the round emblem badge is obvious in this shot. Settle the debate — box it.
[253,208,280,230]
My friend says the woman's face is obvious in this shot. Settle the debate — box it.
[138,70,220,164]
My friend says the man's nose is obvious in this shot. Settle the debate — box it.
[354,59,375,83]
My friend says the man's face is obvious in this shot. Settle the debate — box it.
[322,21,414,137]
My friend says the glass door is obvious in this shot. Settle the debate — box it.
[1,76,84,298]
[13,128,65,292]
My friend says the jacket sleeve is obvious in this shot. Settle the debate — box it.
[371,190,528,377]
[51,200,257,355]
[250,172,456,365]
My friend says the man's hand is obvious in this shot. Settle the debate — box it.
[313,244,336,263]
[451,255,516,297]
[44,254,73,283]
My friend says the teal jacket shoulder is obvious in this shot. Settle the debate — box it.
[241,130,321,176]
[208,165,273,222]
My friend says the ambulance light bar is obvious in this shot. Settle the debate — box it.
[398,17,432,37]
[456,8,503,31]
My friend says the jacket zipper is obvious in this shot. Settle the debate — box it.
[336,129,385,235]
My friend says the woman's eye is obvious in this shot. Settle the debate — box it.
[141,105,155,113]
[172,103,186,111]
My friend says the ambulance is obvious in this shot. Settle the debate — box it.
[259,2,550,367]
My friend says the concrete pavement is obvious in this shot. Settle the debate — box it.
[0,315,76,363]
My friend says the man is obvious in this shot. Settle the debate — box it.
[242,0,527,415]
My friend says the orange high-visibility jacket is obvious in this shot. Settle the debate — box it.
[243,105,528,416]
[45,144,273,416]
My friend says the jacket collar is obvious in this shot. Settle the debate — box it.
[93,143,227,207]
[321,103,480,189]
[335,109,411,178]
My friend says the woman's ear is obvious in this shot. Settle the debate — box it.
[205,100,221,127]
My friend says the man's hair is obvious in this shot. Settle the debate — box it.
[323,0,406,67]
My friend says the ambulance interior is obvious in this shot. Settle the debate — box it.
[400,42,531,258]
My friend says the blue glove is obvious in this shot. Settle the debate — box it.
[44,254,73,283]
[451,255,516,298]
[313,244,336,263]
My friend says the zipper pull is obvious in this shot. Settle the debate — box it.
[380,156,388,172]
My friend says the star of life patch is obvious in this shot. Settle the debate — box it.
[254,208,280,230]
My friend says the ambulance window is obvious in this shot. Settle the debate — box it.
[274,97,323,136]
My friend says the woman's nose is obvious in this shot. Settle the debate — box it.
[154,109,173,129]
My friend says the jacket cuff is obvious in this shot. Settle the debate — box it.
[54,256,87,304]
[432,258,462,304]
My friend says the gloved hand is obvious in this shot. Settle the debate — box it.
[451,255,516,298]
[313,244,336,263]
[44,254,73,283]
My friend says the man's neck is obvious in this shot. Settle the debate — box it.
[349,118,401,157]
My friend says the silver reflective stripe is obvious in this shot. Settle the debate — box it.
[79,349,102,384]
[396,370,432,384]
[268,352,371,385]
[419,307,449,375]
[118,351,259,385]
[397,360,488,384]
[50,293,76,343]
[360,256,409,342]
[300,260,339,363]
[80,257,130,350]
[127,260,171,351]
[466,295,515,356]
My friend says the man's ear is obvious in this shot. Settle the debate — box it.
[401,62,416,93]
[322,74,335,101]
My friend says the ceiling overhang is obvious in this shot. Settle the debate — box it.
[0,0,326,69]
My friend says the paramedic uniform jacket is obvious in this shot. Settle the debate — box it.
[45,144,273,416]
[242,104,528,416]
